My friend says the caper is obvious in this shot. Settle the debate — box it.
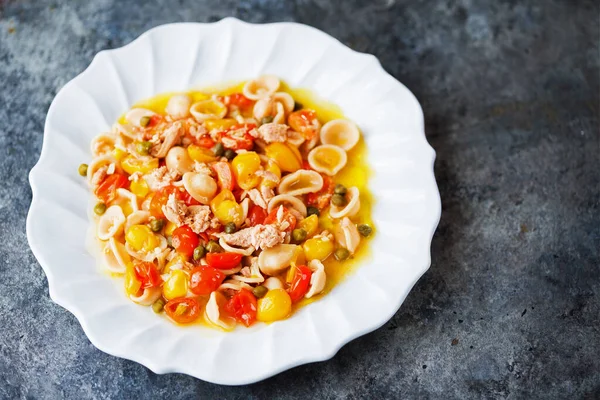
[331,194,347,207]
[224,222,237,234]
[252,286,268,299]
[139,116,151,127]
[261,116,274,125]
[293,102,303,111]
[78,163,88,177]
[206,240,222,253]
[334,248,350,261]
[166,235,173,248]
[136,141,153,155]
[212,142,225,157]
[333,184,347,196]
[193,245,206,261]
[149,218,165,233]
[152,298,165,313]
[307,206,320,217]
[292,228,307,243]
[93,202,106,216]
[224,149,236,161]
[358,224,373,237]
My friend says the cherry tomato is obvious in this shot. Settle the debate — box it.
[172,225,199,257]
[164,298,201,324]
[150,185,181,217]
[227,93,253,109]
[220,124,256,150]
[212,161,236,190]
[287,265,312,303]
[225,289,257,327]
[306,175,334,210]
[247,205,267,226]
[189,266,225,296]
[264,207,297,232]
[288,110,319,140]
[181,190,200,206]
[197,136,216,148]
[95,173,129,203]
[133,261,162,289]
[205,252,243,269]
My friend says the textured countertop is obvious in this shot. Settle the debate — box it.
[0,1,598,398]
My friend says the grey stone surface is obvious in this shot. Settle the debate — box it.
[0,0,598,398]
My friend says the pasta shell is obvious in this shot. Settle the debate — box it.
[305,259,326,298]
[190,99,227,121]
[320,119,360,151]
[217,265,243,276]
[205,291,236,330]
[278,170,324,196]
[231,260,265,283]
[182,172,218,204]
[334,217,361,254]
[130,287,162,306]
[97,205,126,240]
[286,130,305,147]
[165,146,194,175]
[114,188,139,214]
[273,92,295,114]
[307,145,347,176]
[258,244,298,275]
[219,237,255,256]
[329,186,360,219]
[90,133,115,157]
[125,108,156,127]
[263,276,284,290]
[272,102,286,124]
[268,194,307,217]
[125,210,151,233]
[243,75,280,100]
[86,154,115,185]
[165,94,191,119]
[102,237,130,274]
[252,97,274,120]
[218,280,253,292]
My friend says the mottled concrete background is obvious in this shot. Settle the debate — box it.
[0,0,598,399]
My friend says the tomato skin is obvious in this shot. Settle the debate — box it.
[133,261,162,289]
[288,110,319,140]
[212,161,236,190]
[95,173,129,203]
[148,114,163,127]
[228,93,253,109]
[164,298,201,324]
[264,207,297,232]
[205,252,243,270]
[172,225,199,257]
[225,289,257,327]
[287,265,312,303]
[181,190,200,206]
[247,205,267,226]
[189,266,225,295]
[306,175,334,210]
[150,185,181,218]
[220,124,255,150]
[197,136,216,148]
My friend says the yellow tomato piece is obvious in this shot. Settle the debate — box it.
[297,214,319,238]
[164,254,188,273]
[125,225,159,252]
[257,289,292,322]
[188,144,217,163]
[265,143,302,172]
[164,221,177,236]
[124,264,141,296]
[113,147,127,161]
[232,152,261,190]
[303,237,334,261]
[121,156,159,175]
[130,178,149,198]
[213,200,244,226]
[204,118,238,131]
[163,270,188,300]
[193,99,227,119]
[261,160,282,188]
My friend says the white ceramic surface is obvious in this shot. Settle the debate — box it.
[26,18,441,385]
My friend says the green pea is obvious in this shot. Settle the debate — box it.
[136,141,153,156]
[358,224,373,237]
[334,248,350,261]
[292,228,307,243]
[224,149,236,161]
[139,116,151,127]
[252,286,268,299]
[333,184,347,196]
[293,102,303,111]
[213,143,225,157]
[307,206,320,217]
[261,116,274,125]
[78,163,88,177]
[93,202,106,216]
[193,245,206,261]
[206,240,222,253]
[152,298,165,313]
[224,222,237,234]
[149,219,165,233]
[331,194,347,207]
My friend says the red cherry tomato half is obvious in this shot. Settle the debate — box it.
[264,206,297,232]
[181,190,200,206]
[212,161,236,191]
[164,298,201,324]
[133,261,162,289]
[287,265,312,303]
[150,185,181,218]
[205,252,243,270]
[247,205,267,226]
[189,266,226,296]
[197,136,216,148]
[95,173,129,204]
[220,124,256,150]
[225,289,257,327]
[228,93,254,109]
[306,174,334,210]
[288,110,319,140]
[172,225,199,257]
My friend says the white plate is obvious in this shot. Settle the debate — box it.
[26,18,441,385]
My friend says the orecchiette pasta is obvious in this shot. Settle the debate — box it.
[257,244,298,275]
[102,237,130,274]
[305,259,326,298]
[97,205,126,240]
[308,144,347,176]
[205,291,235,330]
[165,94,191,119]
[329,186,360,219]
[268,194,307,217]
[130,287,162,306]
[319,119,360,151]
[125,108,156,127]
[278,169,324,196]
[190,99,227,121]
[165,146,194,175]
[182,172,217,204]
[90,133,115,157]
[243,75,280,100]
[334,217,361,254]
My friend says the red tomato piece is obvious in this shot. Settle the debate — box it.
[227,93,253,109]
[133,261,162,289]
[288,110,319,140]
[164,298,201,324]
[220,124,256,150]
[205,252,243,270]
[172,225,199,257]
[197,136,216,148]
[212,161,236,190]
[189,266,225,296]
[181,190,200,206]
[287,265,312,303]
[264,207,297,232]
[247,205,267,226]
[225,289,257,327]
[306,174,334,210]
[150,185,181,218]
[95,173,129,204]
[148,114,163,127]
